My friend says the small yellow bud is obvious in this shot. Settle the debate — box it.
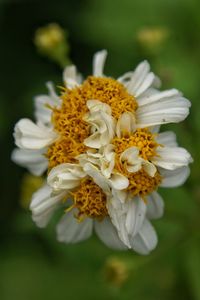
[34,23,70,67]
[137,27,169,54]
[104,256,129,287]
[34,23,65,51]
[20,173,44,209]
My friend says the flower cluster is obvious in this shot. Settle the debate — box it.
[12,50,192,254]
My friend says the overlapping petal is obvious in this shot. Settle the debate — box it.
[11,148,48,176]
[84,100,116,148]
[47,163,86,191]
[14,118,58,149]
[30,184,66,228]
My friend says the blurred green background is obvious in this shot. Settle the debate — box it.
[1,0,200,299]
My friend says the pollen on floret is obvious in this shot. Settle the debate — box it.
[112,128,159,160]
[46,137,87,169]
[71,177,108,220]
[82,76,138,119]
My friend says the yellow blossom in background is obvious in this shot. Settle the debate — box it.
[34,23,70,67]
[20,173,44,209]
[137,27,169,55]
[104,256,129,287]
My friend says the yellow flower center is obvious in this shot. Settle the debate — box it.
[112,128,158,160]
[112,129,162,197]
[47,76,138,169]
[71,178,108,220]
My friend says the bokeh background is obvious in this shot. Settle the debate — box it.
[1,0,200,299]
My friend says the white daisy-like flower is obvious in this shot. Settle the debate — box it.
[12,50,192,255]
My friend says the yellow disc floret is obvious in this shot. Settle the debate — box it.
[125,169,162,197]
[71,178,108,220]
[112,128,158,160]
[113,128,162,197]
[82,76,138,119]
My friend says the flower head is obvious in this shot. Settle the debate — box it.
[12,50,192,255]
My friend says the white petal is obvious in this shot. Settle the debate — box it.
[130,219,158,255]
[107,196,131,248]
[117,71,134,84]
[120,146,139,164]
[83,163,110,193]
[120,147,142,173]
[142,160,157,177]
[156,131,178,147]
[109,173,129,190]
[125,196,147,237]
[146,191,164,219]
[30,184,66,228]
[63,65,80,89]
[56,209,93,244]
[47,163,85,191]
[116,112,136,137]
[93,50,107,77]
[34,82,61,125]
[11,148,48,176]
[14,118,58,149]
[152,147,193,170]
[149,125,160,133]
[138,88,181,106]
[136,92,191,127]
[84,110,115,149]
[112,189,128,204]
[159,166,190,187]
[86,99,111,114]
[83,132,103,148]
[126,61,156,97]
[95,218,127,250]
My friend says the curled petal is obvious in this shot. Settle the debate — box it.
[84,100,115,149]
[83,163,110,193]
[14,118,58,149]
[47,163,85,191]
[142,160,157,177]
[87,99,111,114]
[109,173,129,190]
[120,146,139,164]
[30,184,66,228]
[116,112,136,138]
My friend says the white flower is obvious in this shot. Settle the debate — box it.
[13,50,192,255]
